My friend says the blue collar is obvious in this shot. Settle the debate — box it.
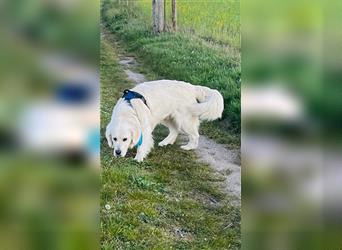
[135,133,143,148]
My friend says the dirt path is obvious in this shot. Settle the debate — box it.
[114,50,241,203]
[118,56,146,83]
[196,137,241,201]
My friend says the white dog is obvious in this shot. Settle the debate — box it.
[106,80,224,162]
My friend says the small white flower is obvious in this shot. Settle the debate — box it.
[105,204,111,210]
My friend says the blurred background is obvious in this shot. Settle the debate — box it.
[0,0,99,249]
[242,0,342,249]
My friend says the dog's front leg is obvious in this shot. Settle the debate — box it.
[134,128,154,162]
[134,147,148,162]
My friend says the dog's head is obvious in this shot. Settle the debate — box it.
[105,120,140,158]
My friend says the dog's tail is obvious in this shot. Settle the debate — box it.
[189,85,224,121]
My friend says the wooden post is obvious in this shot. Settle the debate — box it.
[157,0,164,32]
[152,0,164,33]
[172,0,177,31]
[152,0,158,32]
[164,0,167,31]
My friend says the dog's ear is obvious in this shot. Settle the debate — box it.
[130,99,152,127]
[105,125,113,148]
[130,125,140,149]
[130,99,153,148]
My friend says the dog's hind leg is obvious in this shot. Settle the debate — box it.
[180,116,200,150]
[158,118,179,147]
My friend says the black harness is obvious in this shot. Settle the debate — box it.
[122,89,148,108]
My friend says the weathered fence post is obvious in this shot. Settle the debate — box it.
[172,0,177,31]
[157,0,164,32]
[152,0,164,33]
[164,0,167,31]
[152,0,157,32]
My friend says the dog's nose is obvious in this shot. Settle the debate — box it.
[115,149,121,156]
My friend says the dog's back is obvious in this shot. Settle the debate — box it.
[132,80,223,121]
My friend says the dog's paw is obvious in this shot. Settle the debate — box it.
[181,144,197,151]
[134,156,144,162]
[158,141,169,147]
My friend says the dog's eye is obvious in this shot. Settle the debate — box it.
[113,137,117,141]
[123,138,127,142]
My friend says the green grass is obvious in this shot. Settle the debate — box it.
[136,0,240,48]
[100,33,240,249]
[102,0,241,136]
